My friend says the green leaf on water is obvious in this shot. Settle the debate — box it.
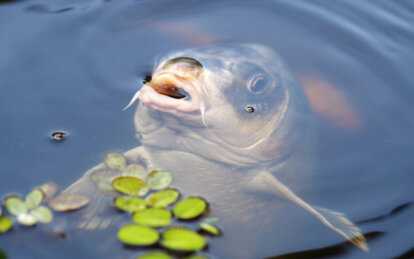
[25,189,44,209]
[0,216,13,233]
[146,189,180,208]
[132,208,172,227]
[161,227,206,251]
[146,170,172,190]
[48,194,90,212]
[17,213,37,226]
[124,164,147,179]
[114,196,147,212]
[199,222,220,236]
[173,197,207,220]
[104,152,127,171]
[30,206,53,223]
[136,251,172,259]
[5,196,28,216]
[117,224,159,246]
[112,176,149,196]
[0,207,2,216]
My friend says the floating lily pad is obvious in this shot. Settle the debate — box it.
[146,170,172,190]
[112,176,149,196]
[104,152,127,171]
[124,164,147,179]
[132,208,172,227]
[25,189,44,209]
[161,227,206,251]
[0,216,13,233]
[5,196,27,215]
[117,224,159,246]
[146,189,180,208]
[30,206,53,223]
[114,196,147,212]
[48,194,89,212]
[199,222,220,236]
[38,182,58,201]
[136,251,172,259]
[17,213,37,226]
[173,197,207,220]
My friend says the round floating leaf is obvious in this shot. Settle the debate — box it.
[117,224,159,246]
[124,164,147,179]
[146,189,180,208]
[112,176,149,196]
[136,251,172,259]
[146,170,172,190]
[30,206,53,223]
[173,197,207,220]
[25,189,44,209]
[0,216,13,233]
[132,208,171,227]
[5,196,28,215]
[48,194,89,212]
[161,227,206,251]
[17,213,37,226]
[199,222,220,236]
[114,196,146,212]
[104,152,127,171]
[38,182,58,201]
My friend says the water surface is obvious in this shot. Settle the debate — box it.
[0,0,413,258]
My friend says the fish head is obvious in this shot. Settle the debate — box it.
[131,44,309,167]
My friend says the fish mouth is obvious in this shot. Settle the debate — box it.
[124,72,208,127]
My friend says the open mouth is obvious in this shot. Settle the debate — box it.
[124,71,208,127]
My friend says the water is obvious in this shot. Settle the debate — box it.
[0,0,413,258]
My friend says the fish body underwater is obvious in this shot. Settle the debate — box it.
[63,44,366,257]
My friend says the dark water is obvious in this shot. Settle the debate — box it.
[0,0,413,258]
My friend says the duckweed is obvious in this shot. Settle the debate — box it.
[112,176,149,196]
[117,224,159,246]
[136,251,172,259]
[132,208,172,227]
[5,196,28,215]
[25,189,44,209]
[161,227,206,251]
[146,170,172,190]
[173,197,207,220]
[146,189,180,208]
[114,196,147,212]
[199,222,220,236]
[30,206,53,223]
[0,216,13,233]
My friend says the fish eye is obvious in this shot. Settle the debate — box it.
[247,74,268,94]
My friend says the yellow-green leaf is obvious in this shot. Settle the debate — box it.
[25,189,44,209]
[5,196,28,215]
[146,170,172,190]
[146,189,180,208]
[112,176,149,196]
[117,224,159,246]
[173,197,207,220]
[30,206,53,223]
[0,216,13,233]
[132,208,171,227]
[161,227,206,251]
[114,196,147,212]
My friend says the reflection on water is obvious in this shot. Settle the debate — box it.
[0,0,413,258]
